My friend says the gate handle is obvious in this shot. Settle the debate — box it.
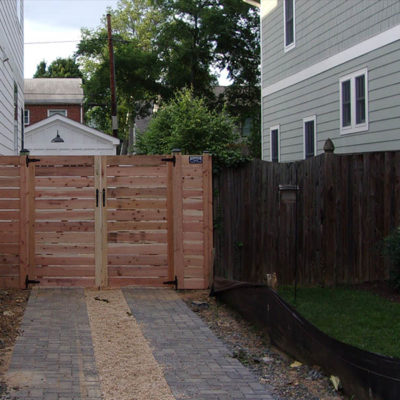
[102,189,106,207]
[96,189,99,207]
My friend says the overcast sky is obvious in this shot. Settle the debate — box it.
[24,0,119,78]
[24,0,230,84]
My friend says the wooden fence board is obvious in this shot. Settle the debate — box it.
[214,151,400,286]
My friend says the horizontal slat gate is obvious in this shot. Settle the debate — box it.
[0,154,213,289]
[106,156,170,286]
[32,157,96,287]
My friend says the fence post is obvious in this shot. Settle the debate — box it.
[323,138,336,285]
[202,152,213,288]
[94,156,108,288]
[19,156,29,288]
[171,149,184,289]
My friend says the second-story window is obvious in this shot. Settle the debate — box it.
[24,110,30,125]
[340,69,368,134]
[48,109,67,118]
[303,116,316,159]
[284,0,295,51]
[270,126,280,162]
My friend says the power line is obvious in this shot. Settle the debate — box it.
[25,40,80,45]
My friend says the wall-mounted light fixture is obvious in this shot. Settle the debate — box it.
[51,130,64,143]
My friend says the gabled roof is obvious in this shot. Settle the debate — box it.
[25,78,84,105]
[25,114,120,145]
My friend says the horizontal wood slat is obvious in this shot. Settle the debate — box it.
[108,187,166,198]
[35,256,95,266]
[108,254,168,266]
[35,221,95,232]
[107,166,166,177]
[35,199,94,209]
[0,167,20,176]
[35,177,94,188]
[107,209,167,221]
[0,189,20,198]
[35,210,94,220]
[108,231,167,243]
[35,166,94,177]
[107,176,167,187]
[33,156,94,167]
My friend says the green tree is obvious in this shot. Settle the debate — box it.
[136,88,247,167]
[33,57,83,78]
[77,26,162,145]
[76,0,260,155]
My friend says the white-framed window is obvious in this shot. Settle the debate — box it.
[303,116,316,159]
[270,125,280,162]
[24,109,30,125]
[339,68,368,134]
[284,0,295,52]
[48,109,67,117]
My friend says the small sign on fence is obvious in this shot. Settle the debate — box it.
[189,156,203,164]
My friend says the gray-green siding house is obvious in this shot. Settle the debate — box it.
[261,0,400,162]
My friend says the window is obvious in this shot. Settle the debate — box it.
[14,83,18,153]
[339,69,368,134]
[303,116,316,159]
[24,110,30,125]
[284,0,295,51]
[48,109,67,117]
[270,126,280,162]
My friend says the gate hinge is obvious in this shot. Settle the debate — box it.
[163,276,178,290]
[161,156,176,166]
[26,156,40,167]
[25,275,40,289]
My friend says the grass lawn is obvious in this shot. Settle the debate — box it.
[278,286,400,358]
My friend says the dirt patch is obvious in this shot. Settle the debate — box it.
[179,290,344,400]
[85,289,174,400]
[0,289,30,398]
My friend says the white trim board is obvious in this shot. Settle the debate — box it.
[262,24,400,98]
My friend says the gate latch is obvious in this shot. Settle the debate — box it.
[163,276,178,290]
[26,156,40,167]
[161,156,176,166]
[25,275,40,289]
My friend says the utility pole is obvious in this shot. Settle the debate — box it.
[107,13,118,138]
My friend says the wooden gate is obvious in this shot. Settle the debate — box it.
[0,153,212,290]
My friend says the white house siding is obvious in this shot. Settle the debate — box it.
[0,0,24,155]
[262,40,400,161]
[261,0,400,87]
[25,116,120,156]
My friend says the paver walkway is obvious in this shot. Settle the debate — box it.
[123,288,274,400]
[6,289,102,400]
[5,288,275,400]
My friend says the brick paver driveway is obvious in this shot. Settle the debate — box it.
[5,288,275,400]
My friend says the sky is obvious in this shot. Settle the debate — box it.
[24,0,120,78]
[24,0,231,84]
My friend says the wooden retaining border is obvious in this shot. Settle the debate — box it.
[213,278,400,400]
[0,154,213,290]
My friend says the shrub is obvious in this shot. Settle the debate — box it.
[136,88,248,169]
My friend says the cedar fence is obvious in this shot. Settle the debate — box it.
[213,149,400,286]
[0,154,213,290]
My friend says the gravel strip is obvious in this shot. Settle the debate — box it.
[85,289,175,400]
